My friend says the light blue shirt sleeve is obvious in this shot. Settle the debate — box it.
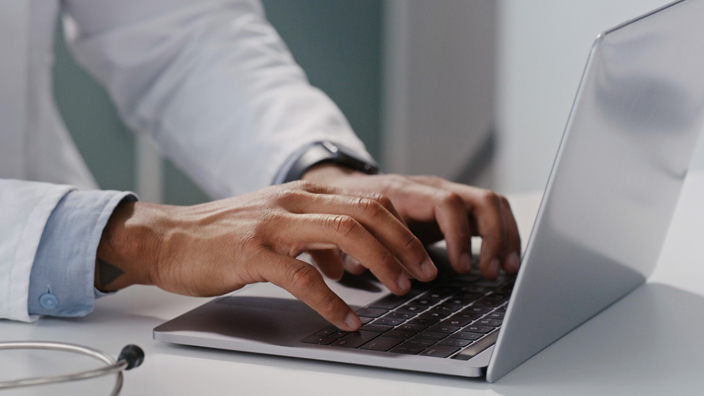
[28,190,137,317]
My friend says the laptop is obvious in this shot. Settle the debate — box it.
[154,0,704,382]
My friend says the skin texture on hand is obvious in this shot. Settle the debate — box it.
[95,181,437,331]
[302,164,522,280]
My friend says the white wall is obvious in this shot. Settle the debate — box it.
[495,0,704,194]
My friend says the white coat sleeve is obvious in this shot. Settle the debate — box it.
[61,0,374,199]
[0,179,73,322]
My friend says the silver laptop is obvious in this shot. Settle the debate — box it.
[154,0,704,382]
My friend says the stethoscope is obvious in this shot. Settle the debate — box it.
[0,342,144,395]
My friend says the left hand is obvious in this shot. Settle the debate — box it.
[302,164,521,280]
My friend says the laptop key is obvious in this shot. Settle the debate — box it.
[301,335,338,345]
[450,332,483,341]
[373,318,404,326]
[438,338,472,347]
[463,306,491,314]
[428,286,459,299]
[414,332,447,341]
[361,324,393,333]
[420,345,460,358]
[356,307,388,318]
[486,312,505,320]
[428,325,460,334]
[450,312,481,321]
[464,285,491,294]
[418,311,450,320]
[315,326,340,337]
[405,338,437,347]
[331,331,381,348]
[443,318,472,327]
[464,325,494,334]
[408,317,439,326]
[385,312,415,320]
[473,299,502,308]
[430,305,458,314]
[412,298,440,306]
[390,345,425,355]
[360,337,404,351]
[396,305,428,314]
[476,319,502,327]
[397,324,427,333]
[359,316,375,325]
[454,292,483,302]
[385,330,417,339]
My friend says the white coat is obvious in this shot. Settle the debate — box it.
[0,0,371,321]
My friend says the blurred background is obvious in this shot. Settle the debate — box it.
[53,0,704,205]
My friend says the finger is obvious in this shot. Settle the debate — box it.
[341,251,367,275]
[499,196,522,274]
[408,177,511,280]
[309,249,345,280]
[282,192,434,281]
[467,190,507,279]
[282,181,409,228]
[278,213,412,295]
[430,191,475,275]
[258,251,361,331]
[382,182,474,275]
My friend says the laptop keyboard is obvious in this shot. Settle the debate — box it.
[301,273,514,359]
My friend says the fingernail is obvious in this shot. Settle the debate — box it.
[397,272,411,293]
[506,252,520,273]
[460,253,473,273]
[421,258,438,279]
[344,311,361,331]
[490,258,501,278]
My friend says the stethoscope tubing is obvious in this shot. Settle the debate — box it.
[0,341,125,395]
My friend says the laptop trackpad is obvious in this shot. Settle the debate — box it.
[212,295,328,346]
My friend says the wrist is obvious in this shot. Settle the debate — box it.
[95,201,163,291]
[301,163,368,187]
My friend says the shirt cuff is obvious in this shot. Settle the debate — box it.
[28,190,137,317]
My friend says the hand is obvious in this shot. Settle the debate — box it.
[303,165,522,279]
[94,181,437,331]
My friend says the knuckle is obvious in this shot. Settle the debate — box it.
[439,191,463,207]
[288,264,321,291]
[383,174,409,193]
[499,194,511,208]
[426,175,443,186]
[356,197,385,218]
[376,248,392,266]
[373,193,394,210]
[318,292,340,318]
[275,187,308,204]
[291,180,317,191]
[403,233,422,251]
[480,190,501,207]
[329,215,360,237]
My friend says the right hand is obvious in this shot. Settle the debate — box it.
[95,181,437,331]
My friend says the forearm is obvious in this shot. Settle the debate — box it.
[94,200,163,292]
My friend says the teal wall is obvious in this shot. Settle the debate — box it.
[53,1,381,205]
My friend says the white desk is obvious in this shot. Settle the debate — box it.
[2,171,704,395]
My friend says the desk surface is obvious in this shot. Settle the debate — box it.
[2,171,704,395]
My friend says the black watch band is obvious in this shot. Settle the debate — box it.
[283,141,380,183]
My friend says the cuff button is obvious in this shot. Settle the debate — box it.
[39,293,59,310]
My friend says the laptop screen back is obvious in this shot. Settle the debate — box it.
[488,0,704,382]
